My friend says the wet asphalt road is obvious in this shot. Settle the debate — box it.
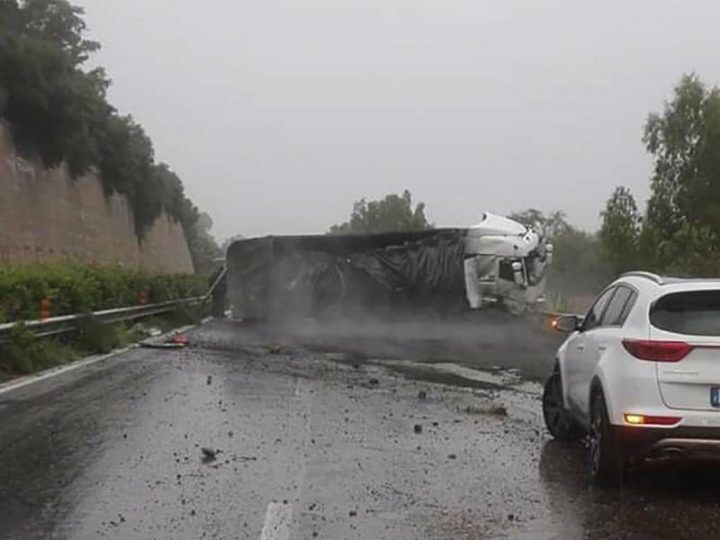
[2,319,720,539]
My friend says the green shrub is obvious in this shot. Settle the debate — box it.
[77,319,130,354]
[0,325,79,377]
[0,264,206,323]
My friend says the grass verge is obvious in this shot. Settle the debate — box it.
[0,304,207,383]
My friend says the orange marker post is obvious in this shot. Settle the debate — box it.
[39,298,51,321]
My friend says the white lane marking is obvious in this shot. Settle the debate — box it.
[0,348,133,396]
[260,501,292,540]
[0,323,200,396]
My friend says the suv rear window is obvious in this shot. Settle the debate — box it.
[650,290,720,336]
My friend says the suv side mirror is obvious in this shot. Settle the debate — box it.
[553,315,581,333]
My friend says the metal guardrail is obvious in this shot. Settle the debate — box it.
[0,264,228,344]
[0,296,208,344]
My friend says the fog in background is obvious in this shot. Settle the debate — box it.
[75,0,720,241]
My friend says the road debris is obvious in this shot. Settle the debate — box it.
[131,323,163,337]
[169,334,188,346]
[201,447,218,463]
[414,424,423,434]
[490,405,508,416]
[140,341,185,350]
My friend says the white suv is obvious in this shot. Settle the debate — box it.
[543,272,720,483]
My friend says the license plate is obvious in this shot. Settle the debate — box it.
[712,387,720,408]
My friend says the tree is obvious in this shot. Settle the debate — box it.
[220,234,245,254]
[510,208,607,295]
[0,0,106,170]
[186,212,222,275]
[21,0,100,66]
[599,187,642,276]
[615,73,720,276]
[508,208,570,239]
[0,0,214,253]
[644,74,720,250]
[551,227,606,295]
[329,190,432,234]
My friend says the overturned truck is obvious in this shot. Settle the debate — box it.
[226,213,552,320]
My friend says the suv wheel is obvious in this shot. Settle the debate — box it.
[588,390,623,485]
[542,371,583,441]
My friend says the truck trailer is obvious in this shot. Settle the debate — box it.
[225,213,552,320]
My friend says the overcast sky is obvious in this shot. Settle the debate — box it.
[75,0,720,241]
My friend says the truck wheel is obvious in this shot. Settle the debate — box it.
[542,371,583,442]
[588,390,623,485]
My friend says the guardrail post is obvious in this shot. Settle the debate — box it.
[39,298,50,321]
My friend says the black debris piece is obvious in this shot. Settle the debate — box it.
[201,447,217,463]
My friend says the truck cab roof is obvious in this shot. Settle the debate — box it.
[467,213,528,237]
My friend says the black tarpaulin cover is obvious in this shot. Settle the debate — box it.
[226,229,467,319]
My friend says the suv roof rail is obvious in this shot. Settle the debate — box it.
[620,271,664,284]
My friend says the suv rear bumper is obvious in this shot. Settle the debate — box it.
[612,425,720,459]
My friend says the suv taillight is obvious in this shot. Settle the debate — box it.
[622,339,693,362]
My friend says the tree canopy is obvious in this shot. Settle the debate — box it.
[508,208,571,239]
[329,190,432,234]
[510,208,607,296]
[599,187,641,276]
[0,0,213,261]
[600,74,720,277]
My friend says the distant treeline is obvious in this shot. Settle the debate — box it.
[514,74,720,301]
[0,0,219,270]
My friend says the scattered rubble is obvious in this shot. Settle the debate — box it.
[169,334,188,346]
[462,404,508,417]
[201,447,218,463]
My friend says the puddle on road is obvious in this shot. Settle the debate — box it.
[326,352,542,396]
[378,361,506,393]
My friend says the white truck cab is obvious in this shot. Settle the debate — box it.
[463,212,552,312]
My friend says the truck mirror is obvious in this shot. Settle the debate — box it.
[511,261,524,285]
[545,243,554,264]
